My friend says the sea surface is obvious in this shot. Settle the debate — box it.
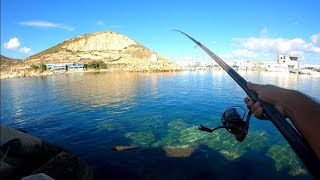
[1,71,319,179]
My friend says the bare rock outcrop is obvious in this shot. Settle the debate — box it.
[23,31,182,71]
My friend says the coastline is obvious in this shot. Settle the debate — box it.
[0,68,183,80]
[2,67,319,80]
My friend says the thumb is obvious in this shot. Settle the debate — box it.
[247,82,261,93]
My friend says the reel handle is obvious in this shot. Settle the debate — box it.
[198,125,214,133]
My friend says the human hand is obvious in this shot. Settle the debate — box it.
[244,82,287,119]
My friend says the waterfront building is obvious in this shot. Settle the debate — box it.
[45,63,85,73]
[45,64,55,69]
[68,64,85,71]
[264,62,289,72]
[277,55,299,70]
[53,64,67,74]
[263,55,299,72]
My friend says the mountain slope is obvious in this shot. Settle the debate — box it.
[0,55,20,66]
[25,31,182,71]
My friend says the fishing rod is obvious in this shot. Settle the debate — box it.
[174,30,320,177]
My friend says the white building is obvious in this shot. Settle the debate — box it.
[264,62,289,72]
[277,55,298,70]
[150,52,158,63]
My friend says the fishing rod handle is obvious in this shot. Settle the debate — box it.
[247,90,320,176]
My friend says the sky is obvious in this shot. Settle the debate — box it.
[1,0,320,64]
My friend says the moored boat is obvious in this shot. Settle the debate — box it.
[299,67,320,75]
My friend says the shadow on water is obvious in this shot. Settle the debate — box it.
[93,144,311,180]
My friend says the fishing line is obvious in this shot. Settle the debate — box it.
[175,30,320,177]
[0,147,9,166]
[194,125,200,146]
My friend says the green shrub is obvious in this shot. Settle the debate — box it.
[30,64,39,70]
[39,63,47,71]
[85,61,107,69]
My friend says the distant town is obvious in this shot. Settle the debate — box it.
[1,53,320,80]
[42,54,320,76]
[176,54,320,75]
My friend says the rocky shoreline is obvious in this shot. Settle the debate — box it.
[0,66,183,80]
[1,31,185,80]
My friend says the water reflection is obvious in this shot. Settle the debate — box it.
[239,71,320,100]
[1,71,318,179]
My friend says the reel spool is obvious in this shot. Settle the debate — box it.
[198,106,252,142]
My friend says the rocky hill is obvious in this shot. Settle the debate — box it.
[0,55,20,66]
[23,31,182,71]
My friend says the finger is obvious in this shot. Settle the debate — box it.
[244,97,250,103]
[251,102,262,112]
[246,99,255,109]
[253,107,264,119]
[247,82,261,93]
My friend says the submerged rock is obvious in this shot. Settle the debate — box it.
[219,149,242,160]
[267,144,308,176]
[112,145,137,151]
[124,131,156,146]
[163,145,195,158]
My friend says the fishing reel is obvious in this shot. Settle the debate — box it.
[198,106,252,142]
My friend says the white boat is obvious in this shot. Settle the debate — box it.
[266,64,289,72]
[309,69,320,75]
[298,67,320,75]
[289,69,299,74]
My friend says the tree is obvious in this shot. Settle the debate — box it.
[30,64,39,70]
[39,63,47,72]
[85,61,107,69]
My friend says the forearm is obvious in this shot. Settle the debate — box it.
[283,89,320,159]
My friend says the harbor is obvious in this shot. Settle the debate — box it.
[179,54,320,75]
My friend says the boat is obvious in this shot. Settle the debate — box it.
[299,67,320,75]
[266,64,289,72]
[0,125,93,179]
[231,65,239,71]
[309,69,320,75]
[289,69,299,74]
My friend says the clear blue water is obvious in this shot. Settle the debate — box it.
[1,71,319,179]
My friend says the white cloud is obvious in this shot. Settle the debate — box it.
[19,47,32,54]
[221,49,257,60]
[96,20,105,26]
[3,37,32,54]
[4,37,21,49]
[18,21,74,31]
[232,49,257,58]
[235,34,320,54]
[311,33,320,46]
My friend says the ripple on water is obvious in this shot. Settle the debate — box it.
[0,71,316,179]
